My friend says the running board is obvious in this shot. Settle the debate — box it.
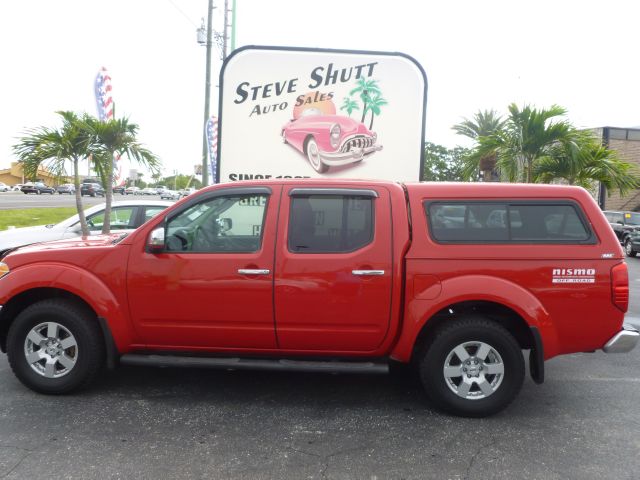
[120,354,390,374]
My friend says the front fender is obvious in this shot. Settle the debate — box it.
[0,262,134,352]
[390,274,559,362]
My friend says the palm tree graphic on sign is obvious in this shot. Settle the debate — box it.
[348,78,386,129]
[340,97,360,117]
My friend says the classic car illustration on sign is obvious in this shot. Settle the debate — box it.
[218,46,426,182]
[281,106,383,173]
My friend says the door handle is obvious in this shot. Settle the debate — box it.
[238,269,270,275]
[352,270,385,276]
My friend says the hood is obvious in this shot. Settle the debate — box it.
[2,233,127,267]
[285,114,373,135]
[0,224,67,251]
[15,234,125,253]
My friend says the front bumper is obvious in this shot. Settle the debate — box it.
[603,323,639,353]
[320,145,383,166]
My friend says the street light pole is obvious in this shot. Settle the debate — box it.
[200,0,214,187]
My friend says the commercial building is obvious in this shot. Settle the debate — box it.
[595,127,640,210]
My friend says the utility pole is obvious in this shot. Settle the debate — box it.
[231,0,236,52]
[222,0,229,60]
[200,0,214,187]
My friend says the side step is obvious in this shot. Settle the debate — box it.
[120,354,390,374]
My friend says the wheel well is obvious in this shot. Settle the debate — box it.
[303,135,314,154]
[0,288,97,353]
[411,301,535,364]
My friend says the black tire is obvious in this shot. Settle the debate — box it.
[624,238,637,257]
[6,299,105,394]
[418,316,524,417]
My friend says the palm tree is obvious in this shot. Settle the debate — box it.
[340,96,359,117]
[453,109,504,181]
[349,78,380,123]
[468,104,576,183]
[534,132,639,195]
[364,93,387,130]
[13,111,93,235]
[85,116,160,233]
[453,109,505,140]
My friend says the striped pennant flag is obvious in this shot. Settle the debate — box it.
[206,116,219,184]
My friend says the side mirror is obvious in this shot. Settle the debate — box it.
[146,227,165,253]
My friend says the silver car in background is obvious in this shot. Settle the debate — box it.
[0,200,172,255]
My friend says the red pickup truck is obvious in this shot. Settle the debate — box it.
[0,179,637,417]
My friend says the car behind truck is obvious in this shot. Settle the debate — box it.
[0,180,637,417]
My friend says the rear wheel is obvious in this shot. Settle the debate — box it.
[625,238,637,257]
[419,316,524,417]
[7,299,105,394]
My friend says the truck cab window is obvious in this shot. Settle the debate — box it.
[165,194,268,253]
[288,195,374,253]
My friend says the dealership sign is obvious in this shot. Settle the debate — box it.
[217,46,427,183]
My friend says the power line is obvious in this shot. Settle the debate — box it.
[166,0,199,27]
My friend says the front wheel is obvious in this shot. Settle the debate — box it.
[419,317,524,417]
[625,238,637,257]
[305,138,329,173]
[6,299,105,394]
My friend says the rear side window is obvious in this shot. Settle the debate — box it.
[289,195,374,253]
[426,201,593,244]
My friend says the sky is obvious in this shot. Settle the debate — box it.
[1,0,639,180]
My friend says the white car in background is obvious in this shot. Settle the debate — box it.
[160,189,181,200]
[0,200,172,255]
[0,182,10,192]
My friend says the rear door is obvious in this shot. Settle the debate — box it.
[274,186,393,352]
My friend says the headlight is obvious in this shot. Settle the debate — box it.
[330,124,341,148]
[0,262,9,279]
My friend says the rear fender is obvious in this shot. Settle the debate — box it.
[391,274,559,362]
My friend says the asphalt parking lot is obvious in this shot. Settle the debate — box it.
[1,225,640,478]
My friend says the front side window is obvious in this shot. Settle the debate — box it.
[427,201,592,244]
[165,194,268,253]
[87,207,135,231]
[288,195,374,253]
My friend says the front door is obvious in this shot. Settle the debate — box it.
[127,186,279,350]
[274,186,393,352]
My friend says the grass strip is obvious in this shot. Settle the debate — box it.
[0,207,77,230]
